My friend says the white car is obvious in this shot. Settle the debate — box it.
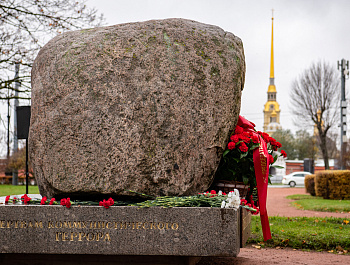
[282,171,312,187]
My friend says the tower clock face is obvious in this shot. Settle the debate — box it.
[269,104,274,110]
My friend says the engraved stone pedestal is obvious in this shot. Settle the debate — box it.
[0,205,247,265]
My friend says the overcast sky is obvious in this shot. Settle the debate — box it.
[86,0,350,134]
[1,0,350,156]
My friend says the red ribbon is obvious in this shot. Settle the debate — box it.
[238,116,271,241]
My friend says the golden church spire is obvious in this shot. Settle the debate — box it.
[263,9,281,134]
[268,9,276,93]
[270,9,274,80]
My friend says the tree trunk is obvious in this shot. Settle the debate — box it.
[319,133,330,169]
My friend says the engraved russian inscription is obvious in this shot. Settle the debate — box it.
[1,219,180,242]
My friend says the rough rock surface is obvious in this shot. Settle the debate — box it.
[29,18,245,199]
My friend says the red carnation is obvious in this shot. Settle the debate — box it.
[269,137,277,145]
[21,194,27,201]
[108,197,114,206]
[49,198,55,205]
[242,136,250,143]
[242,131,251,138]
[281,150,287,158]
[235,126,244,134]
[101,199,111,209]
[210,190,216,195]
[269,154,274,164]
[241,199,247,205]
[21,194,31,204]
[252,206,260,215]
[260,132,270,142]
[5,195,10,204]
[230,134,239,143]
[250,135,257,143]
[40,196,47,205]
[238,142,248,152]
[227,142,236,150]
[60,198,67,206]
[65,198,71,208]
[276,142,282,148]
[59,197,71,208]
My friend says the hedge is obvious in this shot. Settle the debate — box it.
[304,174,316,196]
[315,170,350,200]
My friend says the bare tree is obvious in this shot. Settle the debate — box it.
[294,129,318,160]
[0,0,104,100]
[290,61,339,169]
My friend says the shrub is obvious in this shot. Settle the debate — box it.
[315,171,329,198]
[304,174,316,196]
[315,170,350,200]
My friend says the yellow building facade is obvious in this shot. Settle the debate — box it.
[263,13,282,134]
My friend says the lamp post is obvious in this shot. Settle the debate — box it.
[338,59,349,170]
[12,63,20,185]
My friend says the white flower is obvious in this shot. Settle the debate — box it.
[233,189,240,198]
[218,190,223,196]
[225,198,233,208]
[224,190,240,209]
[232,196,241,209]
[221,200,226,208]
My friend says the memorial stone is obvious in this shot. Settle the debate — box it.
[29,18,245,199]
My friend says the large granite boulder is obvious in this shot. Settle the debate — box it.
[30,18,245,199]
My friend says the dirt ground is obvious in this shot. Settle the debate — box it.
[197,187,350,265]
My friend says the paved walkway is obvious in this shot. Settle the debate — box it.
[198,187,350,265]
[267,187,350,218]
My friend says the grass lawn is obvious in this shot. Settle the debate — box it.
[286,194,350,213]
[249,215,350,253]
[0,185,40,196]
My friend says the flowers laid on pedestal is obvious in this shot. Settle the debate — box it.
[2,116,285,242]
[214,115,287,241]
[214,117,286,199]
[99,198,115,209]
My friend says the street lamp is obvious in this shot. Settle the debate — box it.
[338,59,349,169]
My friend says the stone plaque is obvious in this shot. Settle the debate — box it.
[0,206,240,257]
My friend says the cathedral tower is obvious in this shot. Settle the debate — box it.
[263,11,282,133]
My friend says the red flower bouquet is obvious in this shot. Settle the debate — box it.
[214,116,286,199]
